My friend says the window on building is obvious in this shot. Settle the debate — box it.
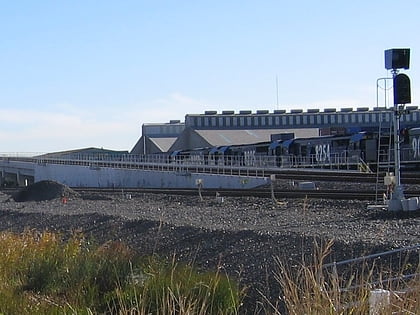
[211,117,216,126]
[260,117,265,126]
[296,115,301,125]
[282,116,287,125]
[310,115,314,124]
[330,114,336,124]
[247,117,252,126]
[371,113,376,123]
[268,116,273,126]
[253,116,258,126]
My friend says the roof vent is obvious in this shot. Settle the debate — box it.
[239,110,252,114]
[307,109,320,113]
[356,107,369,112]
[324,108,337,113]
[340,108,353,112]
[256,110,269,114]
[204,110,217,115]
[290,109,303,114]
[273,109,286,114]
[222,110,235,115]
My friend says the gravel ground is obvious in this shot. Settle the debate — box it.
[0,184,419,314]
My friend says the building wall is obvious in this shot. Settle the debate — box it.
[185,107,420,131]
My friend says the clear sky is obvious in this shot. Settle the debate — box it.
[1,0,419,153]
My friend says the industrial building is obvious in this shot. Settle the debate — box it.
[130,120,185,155]
[133,106,420,154]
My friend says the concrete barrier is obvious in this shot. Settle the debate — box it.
[35,163,269,189]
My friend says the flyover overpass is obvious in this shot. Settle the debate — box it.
[0,157,35,186]
[0,155,268,189]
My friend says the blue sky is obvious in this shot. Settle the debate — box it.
[1,1,419,153]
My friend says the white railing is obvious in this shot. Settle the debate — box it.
[3,148,416,176]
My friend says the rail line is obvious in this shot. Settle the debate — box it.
[0,187,378,200]
[65,187,384,201]
[3,185,420,201]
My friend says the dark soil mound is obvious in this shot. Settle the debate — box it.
[13,180,79,202]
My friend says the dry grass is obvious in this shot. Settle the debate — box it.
[0,230,241,314]
[268,239,419,314]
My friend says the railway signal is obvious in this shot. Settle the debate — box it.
[385,48,412,211]
[393,73,411,105]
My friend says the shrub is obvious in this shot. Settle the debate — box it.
[0,230,242,314]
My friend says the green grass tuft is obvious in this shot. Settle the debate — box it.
[0,230,242,314]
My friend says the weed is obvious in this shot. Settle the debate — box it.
[0,230,241,314]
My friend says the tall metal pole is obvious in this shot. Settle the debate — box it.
[276,75,279,110]
[390,69,404,206]
[384,48,411,211]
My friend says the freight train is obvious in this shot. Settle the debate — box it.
[169,127,420,171]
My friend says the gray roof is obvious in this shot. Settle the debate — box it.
[148,137,178,152]
[194,128,319,146]
[37,147,128,158]
[168,127,320,152]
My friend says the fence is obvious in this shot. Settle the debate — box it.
[323,244,420,314]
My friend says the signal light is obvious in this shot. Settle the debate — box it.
[393,73,411,104]
[385,48,410,70]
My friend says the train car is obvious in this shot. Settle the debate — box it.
[400,127,420,170]
[276,134,353,167]
[208,142,272,167]
[268,132,380,169]
[170,147,211,165]
[166,127,420,171]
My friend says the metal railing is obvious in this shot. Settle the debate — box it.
[1,147,416,176]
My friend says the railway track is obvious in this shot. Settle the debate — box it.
[269,169,420,184]
[68,187,384,201]
[0,187,381,200]
[3,185,420,201]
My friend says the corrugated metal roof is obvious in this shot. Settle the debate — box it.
[194,128,318,146]
[37,147,128,158]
